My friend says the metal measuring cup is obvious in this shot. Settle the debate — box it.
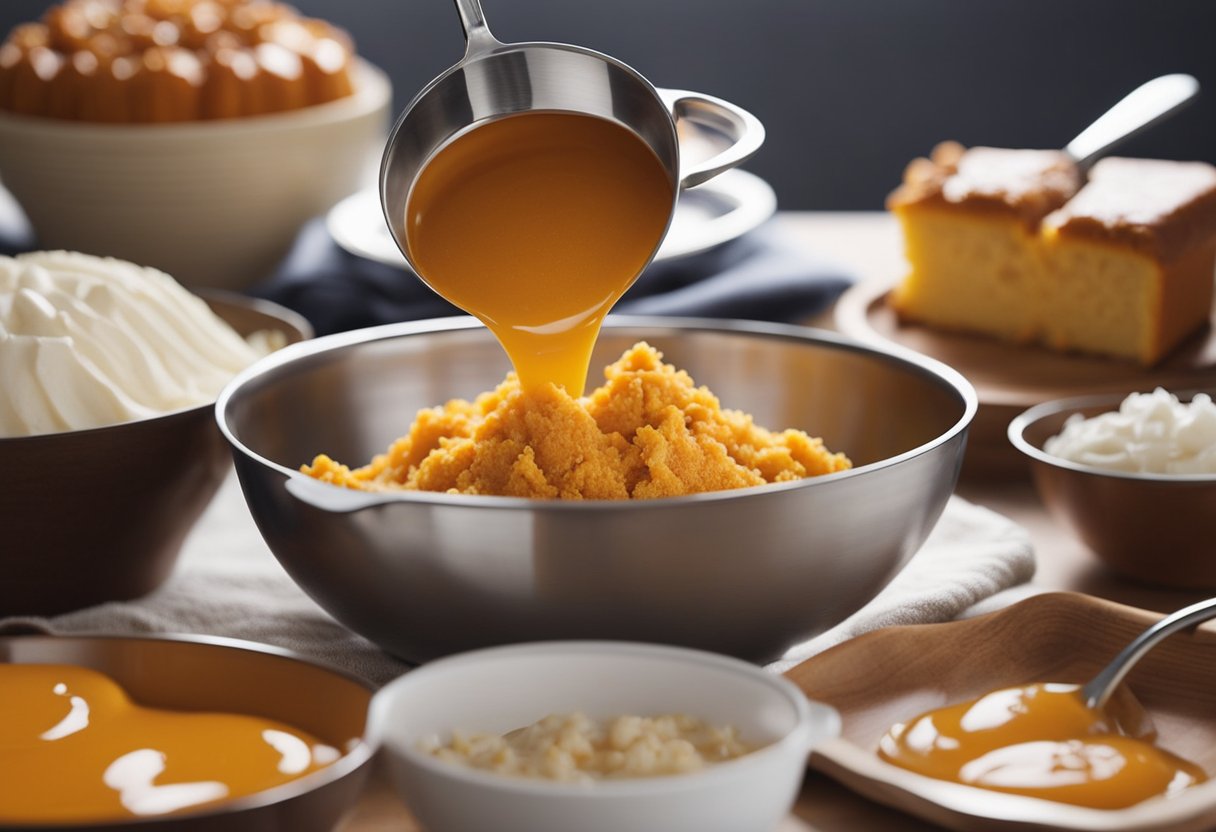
[379,0,765,273]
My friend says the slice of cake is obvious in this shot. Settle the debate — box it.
[890,143,1216,365]
[1039,158,1216,364]
[889,142,1081,343]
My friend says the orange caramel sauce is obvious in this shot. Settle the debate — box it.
[0,664,342,823]
[879,682,1206,809]
[405,111,674,396]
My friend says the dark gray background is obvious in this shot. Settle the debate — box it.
[4,0,1214,209]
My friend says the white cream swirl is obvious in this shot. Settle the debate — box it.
[1045,389,1216,475]
[0,251,269,437]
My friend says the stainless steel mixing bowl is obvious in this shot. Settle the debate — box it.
[217,317,975,663]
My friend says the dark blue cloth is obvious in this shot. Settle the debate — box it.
[248,217,855,336]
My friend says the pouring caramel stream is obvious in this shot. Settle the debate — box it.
[405,111,674,395]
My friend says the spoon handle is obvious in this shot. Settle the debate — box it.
[1083,596,1216,710]
[1064,74,1200,170]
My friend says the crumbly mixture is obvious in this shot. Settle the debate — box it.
[303,342,851,499]
[421,712,752,782]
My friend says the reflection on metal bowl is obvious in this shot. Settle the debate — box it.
[217,317,976,663]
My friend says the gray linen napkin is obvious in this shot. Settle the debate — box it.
[0,478,1034,685]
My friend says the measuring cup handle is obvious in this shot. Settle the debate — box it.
[658,88,766,189]
[451,0,501,56]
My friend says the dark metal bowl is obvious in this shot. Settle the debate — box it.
[0,294,310,616]
[1010,390,1216,588]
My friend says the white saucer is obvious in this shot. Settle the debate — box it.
[326,168,777,272]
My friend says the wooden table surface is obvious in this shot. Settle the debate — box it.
[338,212,1208,831]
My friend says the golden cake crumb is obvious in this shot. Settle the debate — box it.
[303,342,851,499]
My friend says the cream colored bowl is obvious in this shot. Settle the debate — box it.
[0,61,390,289]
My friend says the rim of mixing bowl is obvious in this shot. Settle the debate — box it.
[216,315,978,510]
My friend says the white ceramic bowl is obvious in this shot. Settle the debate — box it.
[0,61,390,289]
[368,642,840,832]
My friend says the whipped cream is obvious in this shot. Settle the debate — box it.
[1045,388,1216,475]
[0,251,271,437]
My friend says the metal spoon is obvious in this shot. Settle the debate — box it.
[1083,596,1216,710]
[1065,73,1199,171]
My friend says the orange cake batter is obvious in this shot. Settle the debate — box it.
[303,342,851,499]
[879,682,1206,809]
[0,664,342,823]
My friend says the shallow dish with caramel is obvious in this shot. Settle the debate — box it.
[790,592,1216,832]
[0,634,375,831]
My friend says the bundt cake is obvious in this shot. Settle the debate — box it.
[0,0,356,122]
